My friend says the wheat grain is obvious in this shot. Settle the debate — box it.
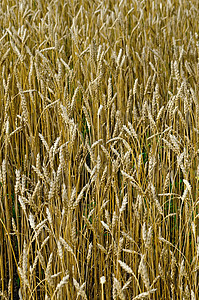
[138,255,150,290]
[132,289,157,299]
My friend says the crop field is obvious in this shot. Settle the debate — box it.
[0,0,198,299]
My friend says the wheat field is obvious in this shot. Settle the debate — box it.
[0,0,198,299]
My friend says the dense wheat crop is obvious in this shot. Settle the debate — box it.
[0,0,198,299]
